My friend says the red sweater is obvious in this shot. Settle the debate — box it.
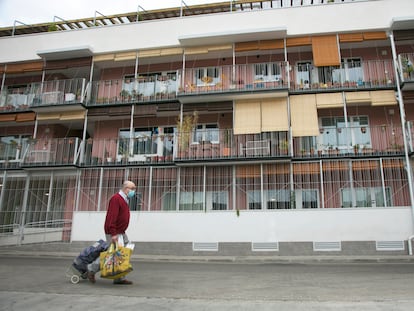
[104,192,130,236]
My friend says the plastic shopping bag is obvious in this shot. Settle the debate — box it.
[99,242,133,279]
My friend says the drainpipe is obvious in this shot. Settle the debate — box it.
[389,31,414,252]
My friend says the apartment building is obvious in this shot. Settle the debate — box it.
[0,0,414,256]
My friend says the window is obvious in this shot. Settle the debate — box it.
[248,190,262,210]
[193,124,219,143]
[296,61,313,85]
[301,190,318,209]
[320,116,371,151]
[0,135,31,161]
[119,127,174,160]
[266,189,291,209]
[248,189,318,210]
[254,63,281,81]
[179,191,203,211]
[196,67,220,86]
[162,192,177,211]
[209,191,228,210]
[341,187,391,208]
[333,58,363,84]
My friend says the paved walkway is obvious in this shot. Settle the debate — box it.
[1,242,414,263]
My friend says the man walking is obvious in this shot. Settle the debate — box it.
[87,180,136,285]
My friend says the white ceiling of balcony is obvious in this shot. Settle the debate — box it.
[178,27,287,47]
[37,46,93,60]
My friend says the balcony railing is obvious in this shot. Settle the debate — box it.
[293,125,405,158]
[21,137,80,166]
[290,59,396,91]
[81,135,175,166]
[31,78,86,107]
[399,53,414,83]
[0,124,409,168]
[88,74,178,106]
[178,62,289,95]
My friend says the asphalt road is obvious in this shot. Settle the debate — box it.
[1,256,414,310]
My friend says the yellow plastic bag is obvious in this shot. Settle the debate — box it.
[100,242,133,279]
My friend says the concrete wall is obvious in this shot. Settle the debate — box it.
[71,207,414,243]
[0,0,412,63]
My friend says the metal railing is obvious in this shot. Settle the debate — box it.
[178,62,289,95]
[88,74,178,106]
[290,59,396,91]
[0,219,72,246]
[20,137,80,166]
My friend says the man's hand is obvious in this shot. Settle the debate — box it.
[111,234,118,243]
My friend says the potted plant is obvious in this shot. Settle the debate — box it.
[222,129,232,157]
[401,57,413,80]
[176,111,198,156]
[353,144,360,154]
[279,140,289,155]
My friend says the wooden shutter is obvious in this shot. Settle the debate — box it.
[312,35,340,67]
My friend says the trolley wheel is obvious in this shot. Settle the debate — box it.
[70,274,80,284]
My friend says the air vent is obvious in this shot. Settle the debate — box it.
[193,242,218,252]
[376,241,405,251]
[251,242,279,252]
[313,241,342,252]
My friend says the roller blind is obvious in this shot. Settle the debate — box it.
[234,100,261,135]
[235,41,260,52]
[185,45,231,55]
[261,98,288,132]
[114,52,137,62]
[312,35,340,67]
[290,94,319,137]
[345,91,371,104]
[6,61,43,73]
[339,33,364,43]
[316,93,343,109]
[0,114,16,122]
[94,54,115,62]
[363,31,387,40]
[286,36,312,47]
[370,90,397,106]
[37,113,60,120]
[59,110,85,120]
[16,112,36,122]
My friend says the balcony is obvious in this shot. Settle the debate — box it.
[30,78,86,108]
[20,137,80,167]
[0,86,36,113]
[293,125,405,158]
[178,62,289,97]
[290,59,396,92]
[88,74,178,106]
[399,53,414,89]
[0,123,408,169]
[81,135,175,166]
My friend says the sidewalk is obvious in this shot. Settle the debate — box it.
[1,242,414,264]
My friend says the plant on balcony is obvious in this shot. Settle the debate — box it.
[222,129,232,157]
[353,144,360,154]
[402,57,413,79]
[176,111,198,154]
[279,140,289,155]
[120,90,130,102]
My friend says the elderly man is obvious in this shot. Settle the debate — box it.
[87,180,136,285]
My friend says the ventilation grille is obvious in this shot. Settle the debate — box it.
[251,242,279,252]
[313,241,342,252]
[376,241,405,251]
[193,242,218,252]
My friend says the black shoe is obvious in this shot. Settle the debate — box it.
[87,271,96,283]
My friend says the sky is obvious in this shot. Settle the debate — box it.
[0,0,224,27]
